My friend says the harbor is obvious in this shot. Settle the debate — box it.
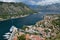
[0,13,43,40]
[0,12,59,40]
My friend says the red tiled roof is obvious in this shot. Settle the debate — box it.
[25,34,30,40]
[31,35,41,40]
[13,36,17,40]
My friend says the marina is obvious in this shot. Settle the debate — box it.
[0,12,59,40]
[0,13,43,40]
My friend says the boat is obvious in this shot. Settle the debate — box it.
[3,26,17,39]
[5,32,11,35]
[3,35,9,37]
[10,26,15,32]
[3,35,10,39]
[4,36,9,39]
[10,26,18,32]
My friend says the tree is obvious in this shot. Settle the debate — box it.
[17,34,26,40]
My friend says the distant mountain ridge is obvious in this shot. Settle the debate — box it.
[0,2,35,19]
[29,3,60,12]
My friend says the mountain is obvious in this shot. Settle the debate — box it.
[29,3,60,12]
[0,2,35,20]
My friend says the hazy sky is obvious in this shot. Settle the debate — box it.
[0,0,60,5]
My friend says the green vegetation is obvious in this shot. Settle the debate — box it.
[44,29,50,33]
[0,2,36,20]
[52,18,60,27]
[46,16,60,40]
[22,25,29,30]
[17,34,26,40]
[33,32,39,35]
[46,33,60,40]
[52,17,60,40]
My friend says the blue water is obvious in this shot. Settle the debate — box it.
[0,12,59,40]
[0,13,43,40]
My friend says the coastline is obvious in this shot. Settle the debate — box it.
[0,15,28,21]
[0,13,37,21]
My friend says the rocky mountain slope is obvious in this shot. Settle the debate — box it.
[0,2,35,19]
[29,3,60,12]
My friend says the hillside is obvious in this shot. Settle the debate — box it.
[29,3,60,12]
[0,2,35,20]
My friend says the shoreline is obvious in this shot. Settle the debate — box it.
[0,15,28,21]
[0,13,37,21]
